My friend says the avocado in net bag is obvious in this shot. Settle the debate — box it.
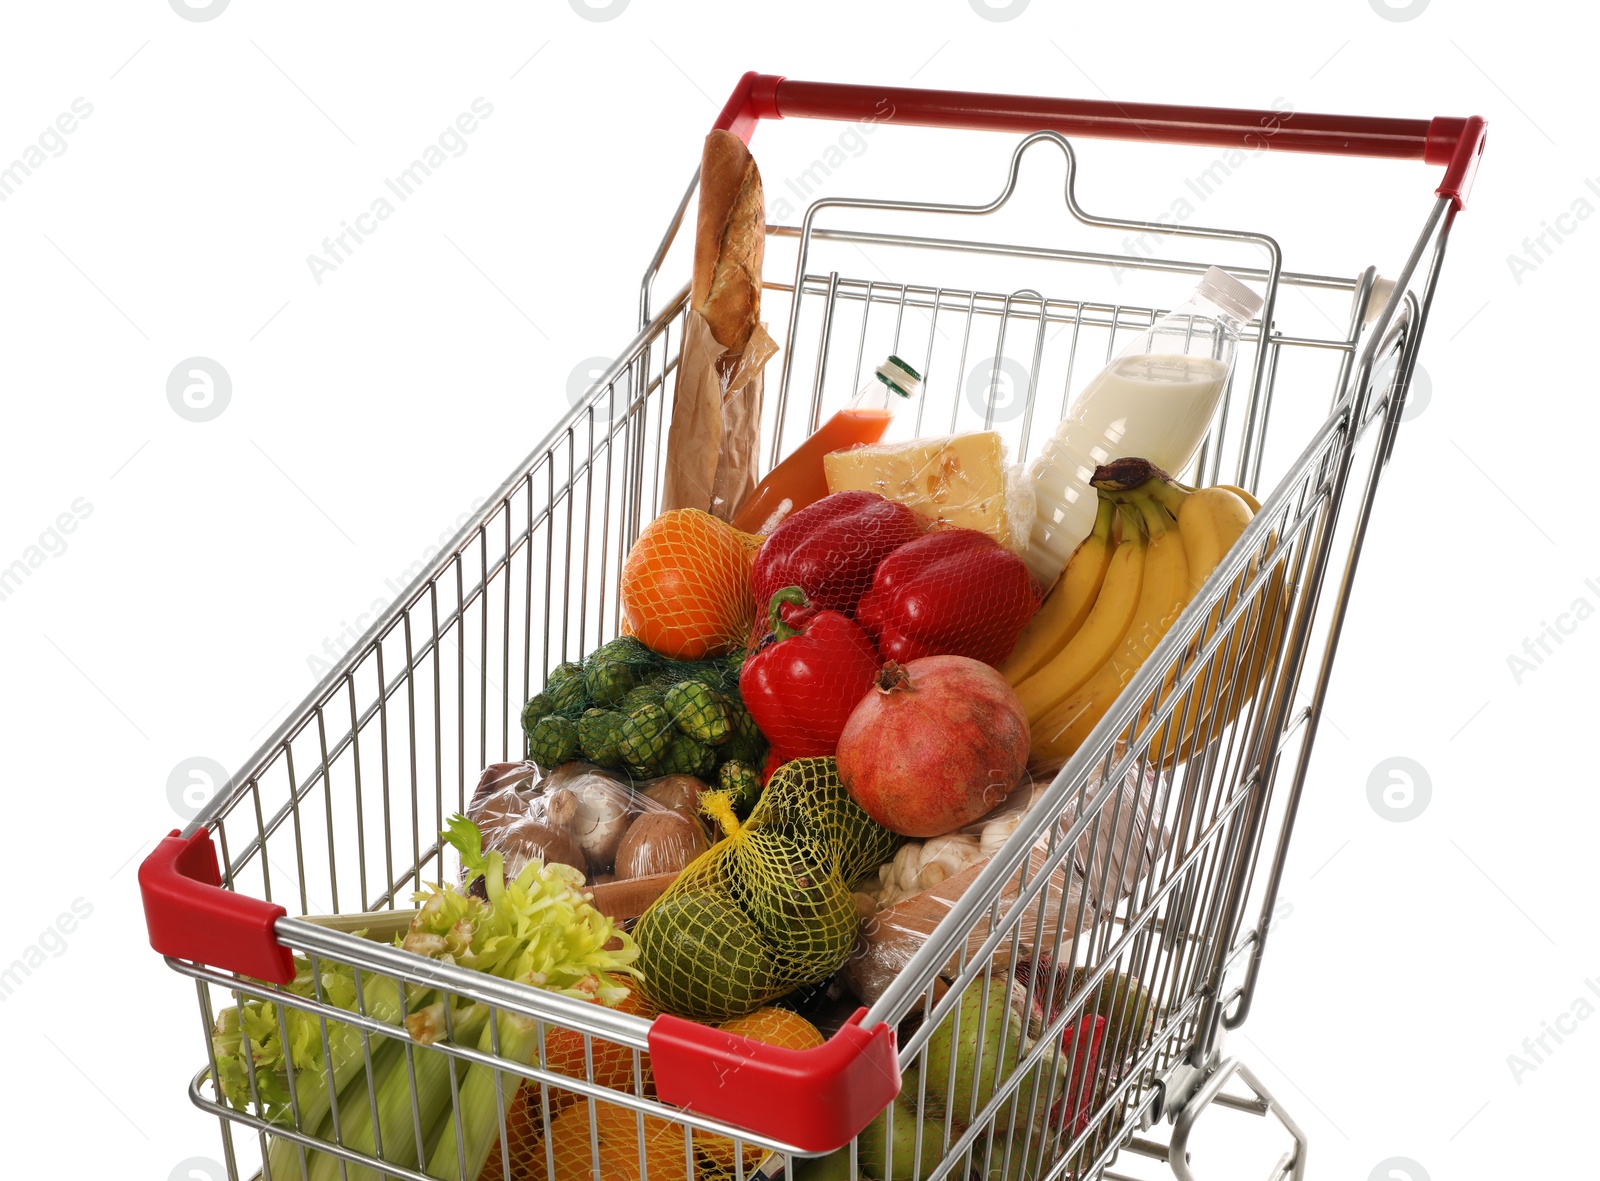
[635,757,901,1021]
[728,828,856,974]
[634,878,777,1021]
[752,756,903,886]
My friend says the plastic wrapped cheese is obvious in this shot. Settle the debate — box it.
[823,431,1036,553]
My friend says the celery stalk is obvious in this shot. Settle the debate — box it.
[304,1002,491,1181]
[228,969,405,1181]
[264,1036,404,1181]
[425,1009,546,1181]
[215,966,405,1122]
[223,817,637,1181]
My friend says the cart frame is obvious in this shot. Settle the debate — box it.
[141,73,1483,1181]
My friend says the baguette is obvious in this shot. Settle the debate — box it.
[691,129,764,355]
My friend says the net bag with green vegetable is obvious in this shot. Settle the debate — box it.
[634,756,901,1021]
[520,635,765,782]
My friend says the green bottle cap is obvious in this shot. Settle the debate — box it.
[875,355,923,398]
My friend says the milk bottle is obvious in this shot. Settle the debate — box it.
[1023,267,1264,585]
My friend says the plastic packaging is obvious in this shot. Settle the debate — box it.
[842,757,1169,1006]
[466,761,714,888]
[731,355,922,534]
[1023,267,1264,584]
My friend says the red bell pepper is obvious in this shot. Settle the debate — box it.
[855,528,1040,667]
[751,490,923,617]
[1053,1013,1107,1139]
[739,586,881,762]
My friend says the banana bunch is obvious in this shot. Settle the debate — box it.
[1000,458,1286,766]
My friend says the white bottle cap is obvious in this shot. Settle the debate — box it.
[1197,266,1264,322]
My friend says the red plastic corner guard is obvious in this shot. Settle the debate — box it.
[1427,114,1488,210]
[650,1006,900,1154]
[140,828,295,984]
[712,70,783,145]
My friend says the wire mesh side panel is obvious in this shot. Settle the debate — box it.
[841,407,1347,1181]
[185,301,692,1181]
[1205,299,1425,1047]
[766,275,1278,489]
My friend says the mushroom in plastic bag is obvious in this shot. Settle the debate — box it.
[464,762,711,888]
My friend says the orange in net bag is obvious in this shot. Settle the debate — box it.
[478,978,656,1181]
[512,1101,685,1181]
[694,1007,825,1175]
[620,509,762,660]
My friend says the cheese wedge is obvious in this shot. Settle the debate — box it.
[825,432,1015,548]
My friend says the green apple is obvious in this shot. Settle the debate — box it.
[793,1143,858,1181]
[1070,966,1150,1053]
[856,1075,946,1181]
[919,979,1029,1124]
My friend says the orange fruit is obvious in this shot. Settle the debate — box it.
[544,982,657,1092]
[719,1007,827,1049]
[481,979,656,1181]
[694,1008,825,1172]
[545,1101,687,1181]
[620,510,759,660]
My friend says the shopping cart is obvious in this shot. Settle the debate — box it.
[141,73,1485,1181]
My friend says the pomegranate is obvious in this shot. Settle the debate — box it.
[836,656,1029,838]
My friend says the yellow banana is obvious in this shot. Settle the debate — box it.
[1012,503,1146,723]
[1175,485,1253,593]
[1141,477,1254,733]
[1146,477,1254,594]
[1214,483,1261,513]
[1030,495,1191,762]
[1001,496,1116,684]
[1211,549,1289,729]
[1147,531,1289,768]
[1177,480,1261,512]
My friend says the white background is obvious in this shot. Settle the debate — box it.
[0,3,1593,1180]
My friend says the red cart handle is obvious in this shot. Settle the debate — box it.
[650,1006,900,1154]
[140,828,296,984]
[714,72,1486,211]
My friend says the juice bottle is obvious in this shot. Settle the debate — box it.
[732,356,922,534]
[1023,267,1263,585]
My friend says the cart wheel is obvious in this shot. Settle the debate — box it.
[1166,1057,1307,1181]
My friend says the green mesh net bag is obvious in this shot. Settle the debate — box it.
[634,757,902,1021]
